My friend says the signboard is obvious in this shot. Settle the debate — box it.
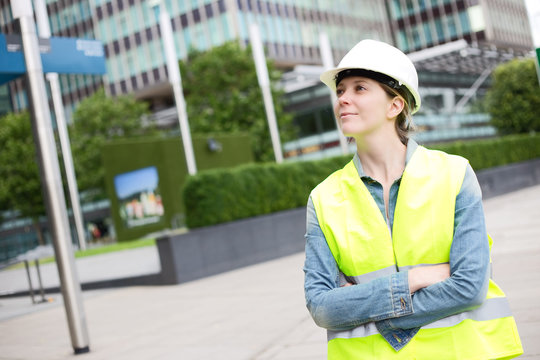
[114,166,165,229]
[0,33,106,85]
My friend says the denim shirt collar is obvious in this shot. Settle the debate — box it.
[352,138,419,179]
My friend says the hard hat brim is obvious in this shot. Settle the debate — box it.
[320,66,421,114]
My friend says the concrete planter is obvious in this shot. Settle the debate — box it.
[477,158,540,199]
[156,207,306,285]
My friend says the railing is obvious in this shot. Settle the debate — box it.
[284,113,495,161]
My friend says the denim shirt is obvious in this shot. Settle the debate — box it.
[303,139,490,351]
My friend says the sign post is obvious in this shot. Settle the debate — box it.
[11,0,90,354]
[150,0,197,175]
[319,32,349,155]
[34,0,87,251]
[249,23,283,163]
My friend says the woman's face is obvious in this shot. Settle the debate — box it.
[334,76,396,138]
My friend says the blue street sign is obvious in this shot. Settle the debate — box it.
[0,33,106,85]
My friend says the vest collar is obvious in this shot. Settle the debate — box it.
[352,138,419,180]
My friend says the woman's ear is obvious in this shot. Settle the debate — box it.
[387,96,405,119]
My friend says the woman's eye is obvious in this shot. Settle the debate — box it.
[356,85,365,91]
[336,89,344,96]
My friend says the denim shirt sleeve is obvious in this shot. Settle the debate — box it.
[303,197,414,332]
[376,164,491,333]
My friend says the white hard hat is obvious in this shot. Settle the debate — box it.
[320,39,421,114]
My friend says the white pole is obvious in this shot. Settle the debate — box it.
[525,0,540,86]
[34,0,87,250]
[249,23,283,163]
[154,1,197,175]
[319,32,349,155]
[12,0,89,353]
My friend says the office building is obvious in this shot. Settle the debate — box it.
[0,0,532,123]
[0,0,392,115]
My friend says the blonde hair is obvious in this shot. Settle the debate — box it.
[379,83,416,145]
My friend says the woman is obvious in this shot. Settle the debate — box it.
[304,39,523,359]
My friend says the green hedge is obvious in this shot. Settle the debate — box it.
[428,133,540,170]
[184,133,540,228]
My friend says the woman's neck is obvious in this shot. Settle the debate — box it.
[355,133,407,185]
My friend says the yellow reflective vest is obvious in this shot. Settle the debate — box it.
[311,146,523,359]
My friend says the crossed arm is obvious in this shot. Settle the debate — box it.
[303,165,490,332]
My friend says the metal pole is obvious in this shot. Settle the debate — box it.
[12,0,90,354]
[152,1,197,175]
[453,66,493,113]
[35,259,47,302]
[34,0,87,251]
[249,23,283,163]
[24,260,36,304]
[319,32,349,155]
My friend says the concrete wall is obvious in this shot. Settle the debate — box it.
[477,158,540,199]
[157,207,306,285]
[156,158,540,285]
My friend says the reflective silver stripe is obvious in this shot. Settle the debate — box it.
[340,266,397,285]
[327,297,512,341]
[327,322,379,341]
[399,263,493,279]
[341,263,451,286]
[398,263,449,272]
[422,296,512,329]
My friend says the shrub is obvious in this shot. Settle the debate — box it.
[184,133,540,228]
[486,58,540,134]
[428,133,540,170]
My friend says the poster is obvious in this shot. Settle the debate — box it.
[114,166,164,228]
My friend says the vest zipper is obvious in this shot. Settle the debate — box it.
[385,202,400,272]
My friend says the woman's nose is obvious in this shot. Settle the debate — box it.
[337,92,350,105]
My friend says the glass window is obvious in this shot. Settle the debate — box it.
[459,11,470,34]
[446,16,457,37]
[119,14,129,38]
[406,0,415,16]
[412,26,421,49]
[391,0,403,19]
[190,0,199,12]
[178,0,187,13]
[220,14,232,41]
[129,7,140,32]
[397,30,409,52]
[435,18,444,41]
[136,47,147,72]
[423,22,433,45]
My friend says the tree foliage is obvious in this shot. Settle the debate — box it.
[179,41,296,162]
[0,112,46,240]
[70,88,156,199]
[486,58,540,134]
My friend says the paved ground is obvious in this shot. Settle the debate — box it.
[0,184,539,359]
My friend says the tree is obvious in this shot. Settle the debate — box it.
[70,88,157,200]
[0,112,47,244]
[486,58,540,134]
[179,41,296,162]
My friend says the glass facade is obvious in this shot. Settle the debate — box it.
[69,0,392,107]
[0,0,533,127]
[386,0,532,53]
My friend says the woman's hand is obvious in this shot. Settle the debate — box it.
[408,264,450,293]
